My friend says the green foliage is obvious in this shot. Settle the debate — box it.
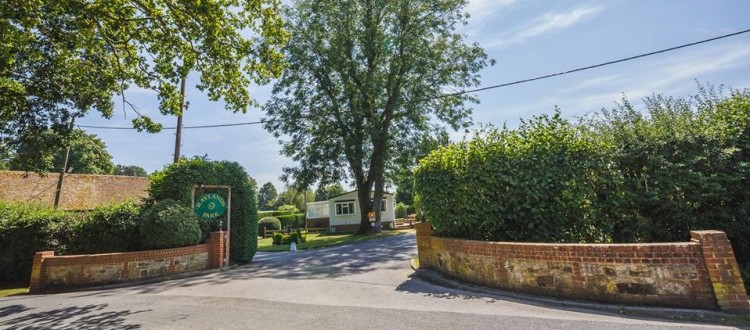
[416,112,607,242]
[258,217,281,235]
[272,231,283,245]
[113,165,148,177]
[315,183,345,201]
[415,87,750,291]
[281,234,292,245]
[276,213,305,229]
[258,210,295,218]
[1,0,288,173]
[0,202,77,284]
[69,202,141,254]
[257,182,278,211]
[264,0,492,234]
[275,189,314,212]
[289,231,301,244]
[277,205,299,213]
[395,203,409,219]
[148,157,259,262]
[140,199,201,250]
[9,129,114,174]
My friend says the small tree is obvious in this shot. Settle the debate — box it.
[257,182,278,211]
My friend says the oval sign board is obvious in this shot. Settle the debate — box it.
[194,193,227,219]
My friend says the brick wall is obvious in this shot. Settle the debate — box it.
[0,170,149,210]
[415,222,750,314]
[29,231,227,293]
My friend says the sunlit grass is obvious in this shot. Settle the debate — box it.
[257,229,414,252]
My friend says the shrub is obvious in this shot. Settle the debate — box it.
[395,203,408,219]
[0,202,76,284]
[289,231,300,244]
[276,213,304,228]
[259,217,281,235]
[281,234,292,245]
[277,205,299,213]
[415,112,607,243]
[148,157,259,262]
[272,231,283,245]
[140,199,201,250]
[68,202,141,254]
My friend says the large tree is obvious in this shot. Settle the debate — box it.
[1,0,287,172]
[9,128,114,174]
[265,0,491,233]
[257,182,278,211]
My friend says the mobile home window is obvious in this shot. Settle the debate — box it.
[335,201,355,215]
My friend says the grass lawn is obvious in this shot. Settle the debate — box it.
[0,286,29,297]
[258,228,414,252]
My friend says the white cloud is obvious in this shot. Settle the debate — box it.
[485,5,604,48]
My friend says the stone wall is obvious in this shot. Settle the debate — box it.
[415,222,749,314]
[29,232,228,293]
[0,170,149,210]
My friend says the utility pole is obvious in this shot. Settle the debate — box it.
[174,76,187,163]
[53,117,76,209]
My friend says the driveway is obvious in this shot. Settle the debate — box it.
[0,233,737,329]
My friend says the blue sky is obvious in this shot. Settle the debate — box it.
[78,0,750,191]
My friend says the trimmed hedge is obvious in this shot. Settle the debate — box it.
[148,157,259,263]
[415,88,750,291]
[259,216,281,235]
[140,199,201,250]
[68,202,141,254]
[277,213,305,228]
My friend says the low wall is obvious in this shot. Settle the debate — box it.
[29,231,228,293]
[415,223,749,314]
[0,170,149,210]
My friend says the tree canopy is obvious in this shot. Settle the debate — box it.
[1,0,288,172]
[264,0,491,233]
[257,182,278,211]
[315,183,346,201]
[9,128,114,174]
[113,164,148,177]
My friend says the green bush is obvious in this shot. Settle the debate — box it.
[0,202,77,284]
[259,217,281,235]
[281,234,292,245]
[416,112,607,243]
[140,199,201,250]
[69,202,141,254]
[277,205,299,213]
[415,87,750,291]
[395,203,408,219]
[289,231,300,244]
[277,213,305,228]
[148,157,259,262]
[272,231,283,245]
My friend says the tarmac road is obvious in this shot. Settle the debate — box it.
[0,232,739,329]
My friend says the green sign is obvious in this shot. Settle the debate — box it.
[194,193,227,219]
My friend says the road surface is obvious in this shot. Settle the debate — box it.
[0,233,737,329]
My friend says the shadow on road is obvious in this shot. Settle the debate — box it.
[0,304,148,329]
[103,233,419,295]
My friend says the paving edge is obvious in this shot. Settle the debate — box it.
[409,257,750,327]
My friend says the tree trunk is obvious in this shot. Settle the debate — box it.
[355,180,374,234]
[373,174,385,233]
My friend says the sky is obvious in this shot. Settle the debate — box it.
[78,0,750,191]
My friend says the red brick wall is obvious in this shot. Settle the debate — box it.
[306,217,330,228]
[416,223,749,314]
[0,170,149,210]
[29,231,227,293]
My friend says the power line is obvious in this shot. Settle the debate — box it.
[434,28,750,99]
[78,121,263,130]
[79,28,750,130]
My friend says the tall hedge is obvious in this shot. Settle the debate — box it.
[415,88,750,291]
[148,157,259,263]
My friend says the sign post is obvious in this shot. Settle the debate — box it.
[192,185,232,268]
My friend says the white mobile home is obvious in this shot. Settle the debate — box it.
[306,190,395,233]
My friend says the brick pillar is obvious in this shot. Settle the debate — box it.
[208,231,226,269]
[691,230,750,314]
[29,251,55,294]
[415,222,434,269]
